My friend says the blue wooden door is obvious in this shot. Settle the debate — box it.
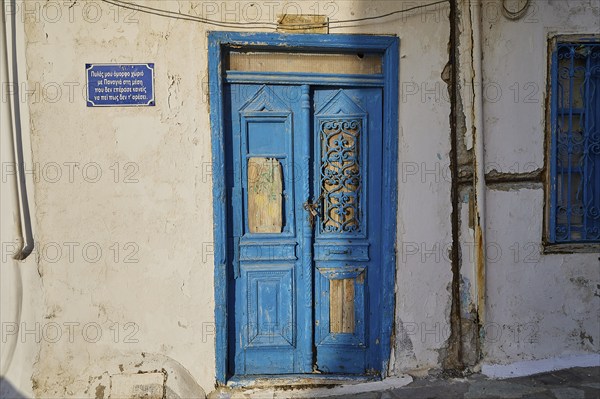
[226,84,383,376]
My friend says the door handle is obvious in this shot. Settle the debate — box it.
[328,249,350,255]
[303,193,323,229]
[303,200,319,229]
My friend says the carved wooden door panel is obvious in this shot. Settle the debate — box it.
[226,84,383,376]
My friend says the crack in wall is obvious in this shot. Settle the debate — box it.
[442,0,465,374]
[485,169,544,185]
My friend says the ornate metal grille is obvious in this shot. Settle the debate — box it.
[320,119,362,234]
[551,42,600,243]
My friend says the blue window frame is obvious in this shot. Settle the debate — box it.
[549,39,600,244]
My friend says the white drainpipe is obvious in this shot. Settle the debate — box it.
[1,0,33,376]
[1,0,34,260]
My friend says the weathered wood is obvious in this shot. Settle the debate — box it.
[329,278,355,333]
[330,279,342,333]
[247,158,283,233]
[277,14,329,34]
[228,52,382,74]
[342,278,355,333]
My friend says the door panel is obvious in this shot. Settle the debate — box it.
[227,84,383,376]
[312,88,383,374]
[227,84,310,375]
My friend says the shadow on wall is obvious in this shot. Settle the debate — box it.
[0,378,27,399]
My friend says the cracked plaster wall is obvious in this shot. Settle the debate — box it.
[480,0,599,364]
[16,1,452,396]
[12,0,598,396]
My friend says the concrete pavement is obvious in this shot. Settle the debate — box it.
[210,367,600,399]
[324,367,600,399]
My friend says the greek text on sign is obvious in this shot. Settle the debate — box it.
[86,63,155,107]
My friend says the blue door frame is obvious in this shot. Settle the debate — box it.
[208,31,399,384]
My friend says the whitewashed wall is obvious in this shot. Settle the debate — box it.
[12,1,452,396]
[480,0,599,366]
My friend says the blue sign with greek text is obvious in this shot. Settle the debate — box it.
[86,63,155,107]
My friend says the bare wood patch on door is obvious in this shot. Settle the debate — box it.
[248,157,283,233]
[329,278,355,333]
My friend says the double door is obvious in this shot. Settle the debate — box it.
[225,83,384,375]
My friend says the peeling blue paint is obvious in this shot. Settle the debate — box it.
[462,192,470,203]
[459,275,473,320]
[209,31,399,383]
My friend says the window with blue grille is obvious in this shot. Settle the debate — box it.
[549,40,600,243]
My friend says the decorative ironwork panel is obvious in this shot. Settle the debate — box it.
[551,42,600,242]
[319,119,362,234]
